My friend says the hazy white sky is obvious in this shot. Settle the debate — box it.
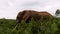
[0,0,60,19]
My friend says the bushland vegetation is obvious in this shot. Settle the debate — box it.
[0,16,60,34]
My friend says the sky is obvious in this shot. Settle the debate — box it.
[0,0,60,19]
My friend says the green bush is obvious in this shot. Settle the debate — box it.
[0,16,60,34]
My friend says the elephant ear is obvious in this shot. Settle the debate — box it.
[22,13,30,22]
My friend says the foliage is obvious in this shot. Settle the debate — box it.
[0,16,60,34]
[55,9,60,16]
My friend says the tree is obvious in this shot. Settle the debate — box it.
[55,9,60,16]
